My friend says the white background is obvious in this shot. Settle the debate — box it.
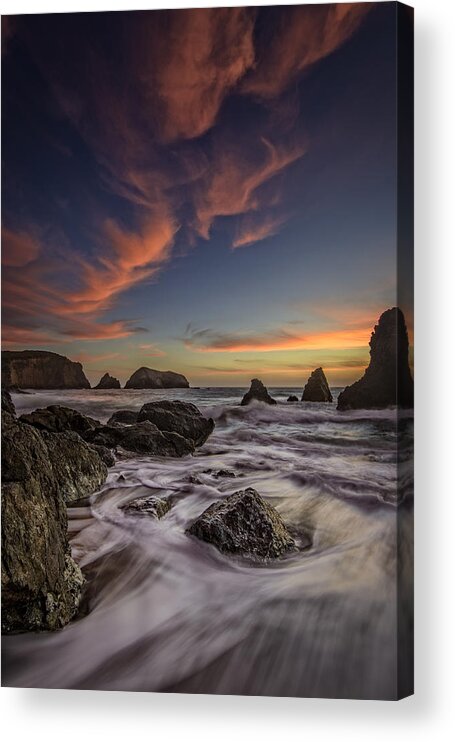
[1,0,454,739]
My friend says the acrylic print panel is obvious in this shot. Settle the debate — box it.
[1,3,414,699]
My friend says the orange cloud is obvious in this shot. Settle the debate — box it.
[232,212,288,248]
[242,3,370,100]
[138,343,166,357]
[194,137,304,238]
[1,226,41,267]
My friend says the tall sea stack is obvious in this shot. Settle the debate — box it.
[302,368,333,402]
[337,307,413,410]
[2,350,90,389]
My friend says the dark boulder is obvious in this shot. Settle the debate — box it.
[43,431,108,503]
[125,367,189,389]
[287,395,299,402]
[1,416,85,632]
[122,495,171,519]
[2,350,90,389]
[337,308,414,410]
[1,389,15,415]
[240,378,277,406]
[187,488,295,559]
[94,372,121,390]
[137,400,214,447]
[20,405,100,435]
[84,420,195,457]
[301,368,333,402]
[89,444,116,467]
[107,409,138,425]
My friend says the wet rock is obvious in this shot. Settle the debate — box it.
[94,372,121,390]
[240,379,277,406]
[2,350,90,389]
[88,444,116,468]
[188,488,295,559]
[122,495,171,519]
[20,405,100,435]
[138,400,214,448]
[42,431,108,503]
[107,409,138,425]
[301,368,333,402]
[125,367,189,389]
[1,389,15,415]
[337,308,414,410]
[287,395,299,402]
[84,420,195,457]
[1,417,85,632]
[214,470,236,478]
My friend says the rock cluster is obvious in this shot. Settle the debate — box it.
[337,308,414,410]
[125,367,189,389]
[138,400,214,448]
[1,404,106,633]
[94,372,121,389]
[188,488,295,559]
[301,368,333,402]
[2,350,90,389]
[240,378,277,406]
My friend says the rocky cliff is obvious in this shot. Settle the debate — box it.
[337,307,414,410]
[124,367,189,389]
[2,350,90,389]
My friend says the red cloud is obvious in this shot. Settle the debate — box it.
[241,3,370,100]
[1,226,41,267]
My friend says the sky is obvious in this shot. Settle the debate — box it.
[1,3,412,387]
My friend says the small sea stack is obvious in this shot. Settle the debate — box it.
[287,395,299,402]
[94,372,121,389]
[240,378,277,406]
[302,368,333,402]
[337,307,414,410]
[125,367,189,389]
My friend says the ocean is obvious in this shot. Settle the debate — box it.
[2,387,414,698]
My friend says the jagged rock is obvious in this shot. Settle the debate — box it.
[287,395,299,402]
[84,420,195,457]
[125,367,189,389]
[1,416,86,632]
[20,405,100,435]
[301,368,333,402]
[1,389,15,415]
[107,409,138,425]
[240,378,277,406]
[137,400,214,447]
[337,308,414,410]
[122,495,171,519]
[89,444,116,467]
[94,372,121,390]
[187,488,295,559]
[42,431,108,503]
[2,350,90,389]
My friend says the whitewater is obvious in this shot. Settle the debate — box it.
[2,387,414,699]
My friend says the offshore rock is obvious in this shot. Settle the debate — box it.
[240,378,277,406]
[107,409,138,425]
[287,395,299,402]
[1,416,85,632]
[2,350,90,389]
[137,400,214,448]
[20,405,100,435]
[125,367,189,389]
[84,420,195,457]
[94,372,121,389]
[337,308,414,410]
[188,488,295,559]
[301,368,333,402]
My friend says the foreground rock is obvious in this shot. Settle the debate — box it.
[84,420,194,457]
[107,409,138,425]
[301,367,333,402]
[240,378,277,406]
[2,389,15,415]
[122,495,171,519]
[138,400,214,448]
[20,405,100,435]
[188,488,295,559]
[43,431,108,502]
[337,308,414,410]
[2,350,90,389]
[1,415,86,632]
[125,367,189,389]
[94,372,121,390]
